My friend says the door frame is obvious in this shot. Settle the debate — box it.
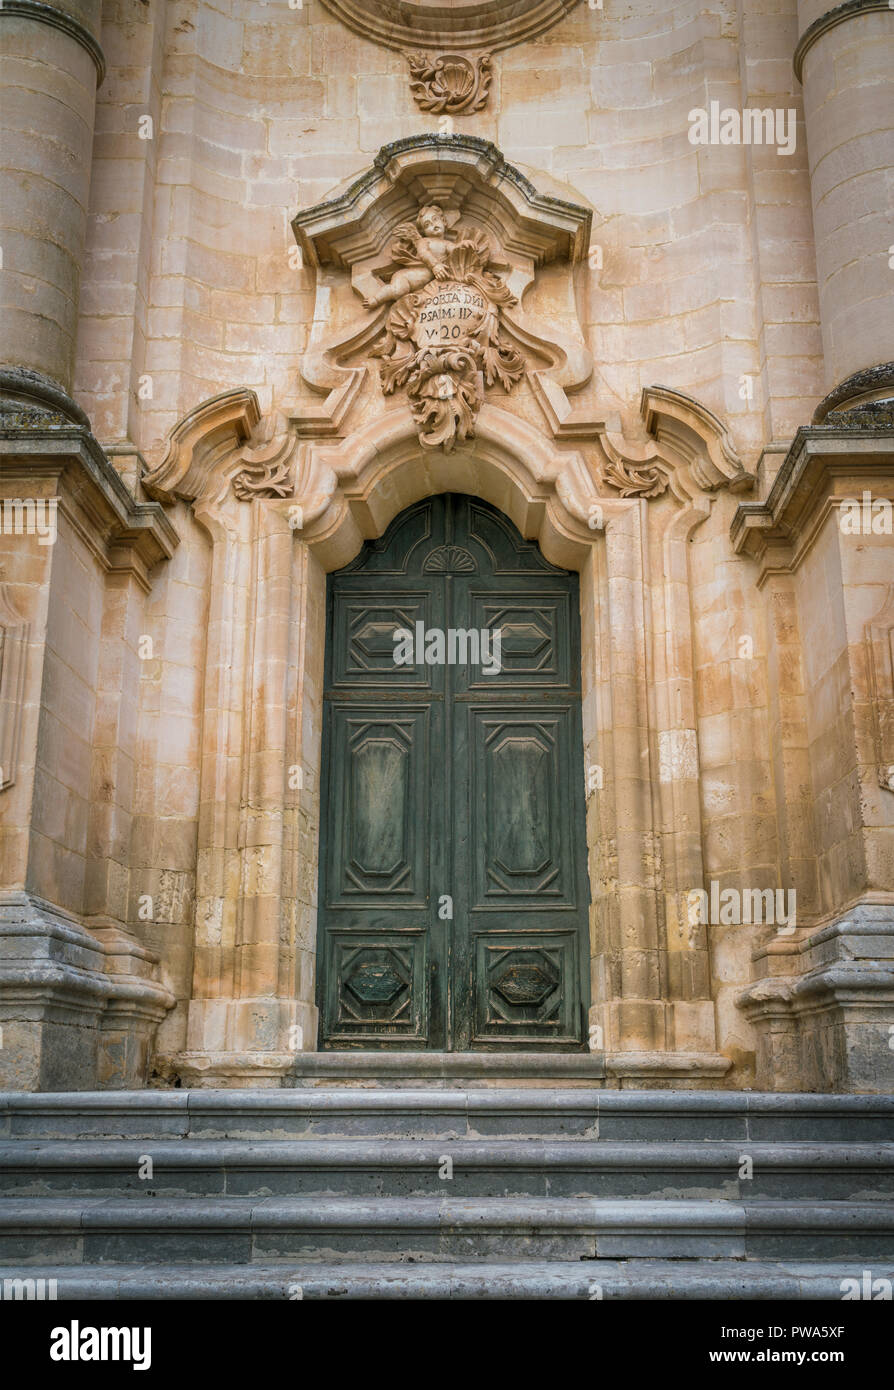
[161,392,728,1084]
[315,492,593,1051]
[288,411,649,1060]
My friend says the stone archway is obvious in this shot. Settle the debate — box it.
[143,134,754,1086]
[145,384,747,1087]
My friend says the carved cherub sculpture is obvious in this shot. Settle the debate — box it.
[360,204,455,309]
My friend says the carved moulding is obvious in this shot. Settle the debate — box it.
[318,0,582,53]
[142,388,295,507]
[632,386,754,498]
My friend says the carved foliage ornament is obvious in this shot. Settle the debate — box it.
[360,204,525,451]
[405,51,492,113]
[231,452,293,501]
[601,459,671,499]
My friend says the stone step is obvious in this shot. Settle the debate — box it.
[2,1139,892,1201]
[290,1051,610,1087]
[3,1196,894,1262]
[1,1259,890,1300]
[4,1089,893,1142]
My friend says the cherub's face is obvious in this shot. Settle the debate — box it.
[419,210,445,236]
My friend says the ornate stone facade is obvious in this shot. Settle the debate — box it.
[0,0,892,1095]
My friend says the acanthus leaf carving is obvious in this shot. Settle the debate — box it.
[405,50,492,113]
[231,436,295,500]
[601,458,671,499]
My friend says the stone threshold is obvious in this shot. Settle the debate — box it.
[164,1050,733,1089]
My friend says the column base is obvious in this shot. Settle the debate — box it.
[0,892,174,1090]
[738,901,894,1092]
[604,1051,732,1089]
[159,1051,299,1088]
[169,997,320,1087]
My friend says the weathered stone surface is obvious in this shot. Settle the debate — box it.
[0,0,891,1103]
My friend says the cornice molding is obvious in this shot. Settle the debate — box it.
[730,422,894,566]
[293,134,592,272]
[794,0,891,82]
[317,0,581,53]
[0,428,179,580]
[812,361,894,423]
[0,0,105,84]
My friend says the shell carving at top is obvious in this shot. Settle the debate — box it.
[406,51,492,113]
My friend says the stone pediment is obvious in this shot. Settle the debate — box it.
[293,135,590,272]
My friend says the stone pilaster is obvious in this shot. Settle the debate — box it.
[0,424,177,1088]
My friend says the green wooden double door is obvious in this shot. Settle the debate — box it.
[317,493,590,1051]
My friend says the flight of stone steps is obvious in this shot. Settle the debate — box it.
[1,1087,893,1299]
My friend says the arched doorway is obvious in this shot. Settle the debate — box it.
[317,492,591,1050]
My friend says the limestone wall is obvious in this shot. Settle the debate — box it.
[69,0,828,466]
[1,0,892,1091]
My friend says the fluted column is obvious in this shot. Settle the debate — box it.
[795,0,894,405]
[0,0,104,406]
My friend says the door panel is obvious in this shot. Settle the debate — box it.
[472,934,582,1046]
[331,593,433,687]
[468,710,575,904]
[326,708,431,904]
[317,493,589,1050]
